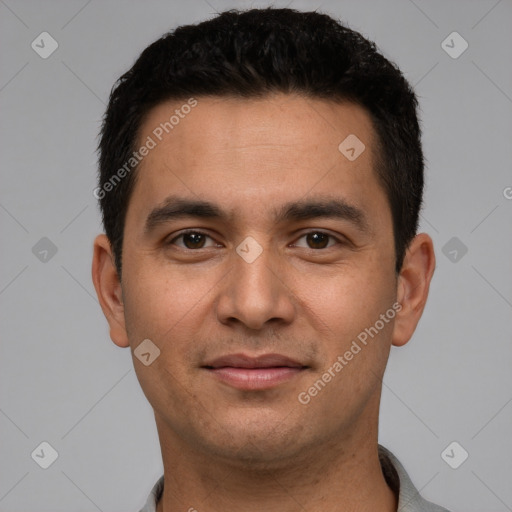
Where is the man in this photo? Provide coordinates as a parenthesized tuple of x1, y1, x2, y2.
(92, 7, 448, 512)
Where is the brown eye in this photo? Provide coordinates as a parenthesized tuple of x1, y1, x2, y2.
(306, 232, 330, 249)
(182, 232, 206, 249)
(168, 231, 217, 249)
(293, 231, 338, 250)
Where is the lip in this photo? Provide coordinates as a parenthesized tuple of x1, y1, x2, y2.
(204, 353, 304, 369)
(202, 353, 308, 390)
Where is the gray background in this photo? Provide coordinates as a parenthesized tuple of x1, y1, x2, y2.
(1, 0, 511, 511)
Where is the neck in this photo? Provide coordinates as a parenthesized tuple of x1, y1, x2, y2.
(154, 418, 397, 512)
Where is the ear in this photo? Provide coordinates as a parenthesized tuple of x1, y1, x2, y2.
(392, 233, 436, 347)
(91, 234, 130, 348)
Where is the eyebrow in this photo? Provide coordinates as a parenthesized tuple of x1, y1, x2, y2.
(144, 195, 370, 234)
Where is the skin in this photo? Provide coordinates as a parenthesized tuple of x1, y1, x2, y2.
(92, 93, 435, 512)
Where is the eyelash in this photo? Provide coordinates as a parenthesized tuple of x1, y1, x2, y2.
(167, 229, 343, 250)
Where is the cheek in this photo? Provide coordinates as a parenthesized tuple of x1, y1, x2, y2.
(122, 263, 210, 346)
(121, 266, 209, 410)
(300, 263, 395, 348)
(297, 273, 395, 423)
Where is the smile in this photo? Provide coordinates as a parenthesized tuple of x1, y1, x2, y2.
(202, 353, 309, 391)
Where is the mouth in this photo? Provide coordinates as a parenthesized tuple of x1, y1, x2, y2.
(202, 353, 309, 391)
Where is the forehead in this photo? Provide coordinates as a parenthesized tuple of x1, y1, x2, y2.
(127, 94, 387, 227)
(139, 93, 377, 166)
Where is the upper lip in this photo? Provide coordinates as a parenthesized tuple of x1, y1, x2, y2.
(203, 353, 306, 369)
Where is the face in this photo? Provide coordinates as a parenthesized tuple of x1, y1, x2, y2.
(93, 93, 433, 468)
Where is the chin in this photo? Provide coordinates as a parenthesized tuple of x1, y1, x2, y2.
(198, 412, 312, 467)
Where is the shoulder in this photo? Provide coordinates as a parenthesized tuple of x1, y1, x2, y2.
(378, 445, 452, 512)
(138, 475, 164, 512)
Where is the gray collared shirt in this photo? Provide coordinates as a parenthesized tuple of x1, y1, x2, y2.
(139, 445, 451, 512)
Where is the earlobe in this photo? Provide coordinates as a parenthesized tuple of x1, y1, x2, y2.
(392, 233, 436, 347)
(91, 234, 130, 348)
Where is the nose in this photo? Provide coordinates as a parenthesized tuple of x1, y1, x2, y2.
(215, 240, 296, 331)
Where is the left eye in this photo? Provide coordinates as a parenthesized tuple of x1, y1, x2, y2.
(168, 231, 218, 249)
(292, 232, 339, 250)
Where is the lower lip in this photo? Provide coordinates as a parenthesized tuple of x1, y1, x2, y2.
(206, 367, 305, 390)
